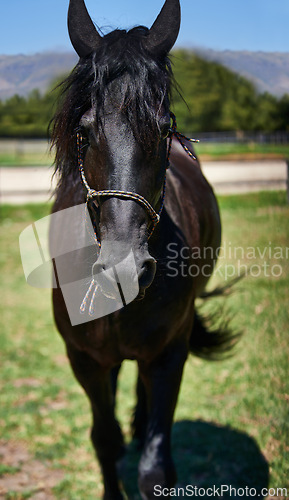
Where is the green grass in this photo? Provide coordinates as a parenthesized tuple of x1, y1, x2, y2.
(0, 153, 52, 166)
(0, 140, 53, 166)
(1, 140, 289, 166)
(0, 193, 288, 499)
(0, 151, 53, 167)
(194, 141, 289, 160)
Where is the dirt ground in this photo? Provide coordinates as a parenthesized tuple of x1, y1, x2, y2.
(0, 160, 287, 203)
(0, 440, 64, 499)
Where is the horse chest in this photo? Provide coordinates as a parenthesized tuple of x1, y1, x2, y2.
(77, 291, 193, 365)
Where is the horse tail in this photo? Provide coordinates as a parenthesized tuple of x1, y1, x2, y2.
(198, 274, 244, 300)
(189, 310, 240, 360)
(189, 276, 243, 360)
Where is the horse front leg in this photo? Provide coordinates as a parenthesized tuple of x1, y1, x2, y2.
(66, 345, 125, 500)
(137, 341, 188, 499)
(132, 374, 148, 446)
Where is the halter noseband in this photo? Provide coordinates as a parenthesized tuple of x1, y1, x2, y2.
(77, 113, 198, 315)
(77, 112, 198, 242)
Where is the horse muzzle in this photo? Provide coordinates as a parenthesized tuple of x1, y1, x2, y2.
(92, 242, 156, 303)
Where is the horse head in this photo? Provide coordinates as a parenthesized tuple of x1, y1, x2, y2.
(66, 0, 180, 300)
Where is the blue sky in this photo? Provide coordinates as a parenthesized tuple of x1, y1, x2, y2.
(1, 0, 289, 55)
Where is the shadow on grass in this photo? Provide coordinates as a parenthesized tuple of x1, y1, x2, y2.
(120, 420, 269, 499)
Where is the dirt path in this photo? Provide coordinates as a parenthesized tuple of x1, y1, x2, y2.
(0, 441, 64, 499)
(0, 160, 287, 204)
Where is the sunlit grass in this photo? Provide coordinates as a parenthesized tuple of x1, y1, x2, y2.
(0, 153, 52, 166)
(1, 140, 289, 166)
(0, 141, 53, 166)
(0, 193, 288, 498)
(195, 141, 289, 160)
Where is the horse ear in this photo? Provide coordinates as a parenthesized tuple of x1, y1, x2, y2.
(144, 0, 181, 56)
(68, 0, 103, 57)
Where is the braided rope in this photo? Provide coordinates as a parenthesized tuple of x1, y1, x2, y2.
(77, 115, 198, 315)
(88, 189, 160, 225)
(169, 112, 199, 161)
(77, 132, 164, 240)
(77, 114, 197, 244)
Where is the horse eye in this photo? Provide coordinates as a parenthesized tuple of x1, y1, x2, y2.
(160, 122, 171, 139)
(81, 126, 98, 150)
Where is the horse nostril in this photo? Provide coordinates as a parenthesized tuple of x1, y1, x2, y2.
(138, 258, 156, 290)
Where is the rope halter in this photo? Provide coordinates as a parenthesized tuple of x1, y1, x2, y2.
(77, 113, 199, 316)
(77, 112, 198, 243)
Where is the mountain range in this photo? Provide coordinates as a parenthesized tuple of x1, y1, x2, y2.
(0, 48, 288, 100)
(195, 48, 289, 98)
(0, 52, 78, 100)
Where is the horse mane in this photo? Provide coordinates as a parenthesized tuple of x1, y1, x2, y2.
(51, 26, 174, 190)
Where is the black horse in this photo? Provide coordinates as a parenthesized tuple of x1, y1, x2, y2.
(50, 0, 234, 498)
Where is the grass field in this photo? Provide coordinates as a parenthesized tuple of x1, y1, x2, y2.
(0, 192, 288, 499)
(0, 140, 52, 167)
(0, 140, 289, 166)
(194, 142, 289, 161)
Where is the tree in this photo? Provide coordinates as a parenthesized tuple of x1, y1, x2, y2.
(0, 51, 287, 137)
(171, 50, 259, 133)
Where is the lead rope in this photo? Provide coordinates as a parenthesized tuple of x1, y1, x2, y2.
(78, 112, 198, 316)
